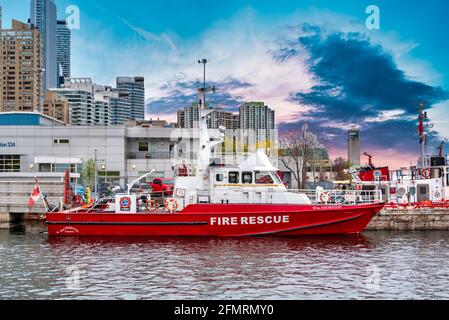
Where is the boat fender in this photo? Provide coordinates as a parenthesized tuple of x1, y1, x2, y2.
(421, 168, 431, 179)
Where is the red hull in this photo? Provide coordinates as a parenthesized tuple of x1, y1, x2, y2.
(46, 203, 383, 237)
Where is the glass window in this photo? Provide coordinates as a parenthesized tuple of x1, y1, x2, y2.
(419, 186, 427, 195)
(98, 171, 120, 177)
(138, 141, 148, 152)
(255, 171, 274, 184)
(216, 174, 224, 182)
(53, 138, 70, 144)
(242, 171, 252, 184)
(0, 155, 20, 172)
(228, 171, 239, 184)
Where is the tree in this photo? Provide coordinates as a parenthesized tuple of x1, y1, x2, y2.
(333, 157, 351, 181)
(81, 158, 96, 189)
(279, 124, 322, 189)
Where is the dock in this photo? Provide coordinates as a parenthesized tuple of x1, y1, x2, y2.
(367, 207, 449, 230)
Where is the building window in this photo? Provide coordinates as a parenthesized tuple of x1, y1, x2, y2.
(53, 138, 70, 144)
(0, 155, 20, 172)
(138, 141, 148, 152)
(98, 171, 120, 177)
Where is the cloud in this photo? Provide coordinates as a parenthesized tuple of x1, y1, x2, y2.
(275, 24, 448, 167)
(146, 78, 252, 115)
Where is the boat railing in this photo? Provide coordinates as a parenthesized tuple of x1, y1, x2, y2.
(289, 189, 383, 205)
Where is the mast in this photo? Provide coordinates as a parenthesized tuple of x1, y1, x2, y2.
(417, 103, 427, 168)
(417, 102, 436, 167)
(195, 59, 220, 177)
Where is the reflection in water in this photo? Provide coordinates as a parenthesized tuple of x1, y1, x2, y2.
(1, 223, 449, 299)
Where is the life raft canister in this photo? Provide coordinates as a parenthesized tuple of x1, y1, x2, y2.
(421, 168, 431, 179)
(178, 164, 188, 176)
(164, 198, 179, 212)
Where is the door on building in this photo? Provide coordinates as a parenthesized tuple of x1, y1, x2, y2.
(150, 143, 157, 158)
(416, 184, 430, 202)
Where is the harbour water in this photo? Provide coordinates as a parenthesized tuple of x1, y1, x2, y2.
(1, 222, 449, 299)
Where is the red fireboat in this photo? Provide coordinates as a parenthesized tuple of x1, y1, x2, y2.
(44, 63, 384, 236)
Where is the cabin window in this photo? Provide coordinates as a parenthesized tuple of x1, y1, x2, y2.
(419, 186, 427, 195)
(228, 171, 239, 184)
(242, 171, 252, 184)
(255, 171, 274, 184)
(216, 174, 224, 182)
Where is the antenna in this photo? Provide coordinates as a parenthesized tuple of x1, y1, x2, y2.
(196, 58, 216, 110)
(198, 58, 208, 90)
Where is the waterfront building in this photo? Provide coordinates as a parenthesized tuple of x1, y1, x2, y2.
(0, 118, 283, 185)
(116, 77, 145, 120)
(30, 0, 57, 91)
(348, 128, 361, 167)
(56, 19, 70, 87)
(42, 90, 70, 124)
(0, 20, 42, 112)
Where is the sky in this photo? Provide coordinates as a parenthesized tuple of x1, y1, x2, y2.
(2, 0, 449, 169)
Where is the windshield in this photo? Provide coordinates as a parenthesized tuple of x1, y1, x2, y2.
(255, 171, 274, 184)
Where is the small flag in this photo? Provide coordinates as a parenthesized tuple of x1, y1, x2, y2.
(29, 178, 41, 208)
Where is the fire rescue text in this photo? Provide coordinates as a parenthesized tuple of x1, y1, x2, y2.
(210, 215, 289, 226)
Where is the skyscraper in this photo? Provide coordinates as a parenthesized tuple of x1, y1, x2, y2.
(116, 77, 145, 120)
(348, 128, 361, 167)
(239, 102, 275, 148)
(56, 19, 70, 87)
(0, 20, 42, 112)
(30, 0, 57, 90)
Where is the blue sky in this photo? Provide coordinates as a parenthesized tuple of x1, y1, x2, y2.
(2, 0, 449, 167)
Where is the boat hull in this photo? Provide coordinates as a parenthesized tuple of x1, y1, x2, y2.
(45, 203, 384, 237)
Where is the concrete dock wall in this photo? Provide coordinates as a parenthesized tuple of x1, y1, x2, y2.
(367, 207, 449, 230)
(0, 181, 64, 222)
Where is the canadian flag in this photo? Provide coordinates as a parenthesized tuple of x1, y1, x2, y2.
(29, 178, 41, 208)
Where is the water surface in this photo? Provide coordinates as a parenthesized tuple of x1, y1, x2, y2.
(1, 223, 448, 299)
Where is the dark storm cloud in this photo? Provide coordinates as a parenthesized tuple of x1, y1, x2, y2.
(147, 78, 252, 114)
(276, 24, 448, 155)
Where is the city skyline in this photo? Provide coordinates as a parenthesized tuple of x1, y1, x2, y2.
(2, 0, 449, 168)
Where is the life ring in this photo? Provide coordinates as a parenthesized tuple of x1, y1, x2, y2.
(421, 168, 431, 179)
(319, 191, 330, 203)
(146, 199, 159, 210)
(164, 198, 179, 212)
